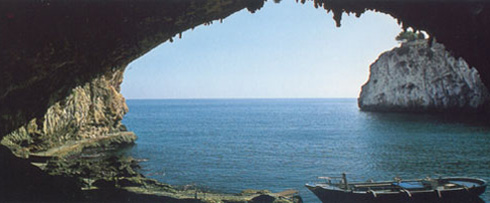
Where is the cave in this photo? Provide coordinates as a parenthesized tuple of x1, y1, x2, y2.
(1, 0, 490, 201)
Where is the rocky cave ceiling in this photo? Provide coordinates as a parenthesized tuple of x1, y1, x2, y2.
(1, 0, 490, 137)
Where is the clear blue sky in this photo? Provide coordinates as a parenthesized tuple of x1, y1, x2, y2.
(121, 0, 402, 99)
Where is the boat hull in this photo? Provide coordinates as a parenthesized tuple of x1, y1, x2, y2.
(306, 177, 486, 203)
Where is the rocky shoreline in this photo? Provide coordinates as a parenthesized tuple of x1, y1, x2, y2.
(39, 139, 300, 203)
(3, 117, 299, 202)
(0, 62, 299, 202)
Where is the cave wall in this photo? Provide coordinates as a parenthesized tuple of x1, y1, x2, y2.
(0, 0, 265, 138)
(0, 1, 265, 200)
(2, 66, 134, 157)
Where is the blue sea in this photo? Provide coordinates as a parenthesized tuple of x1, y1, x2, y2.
(123, 99, 490, 202)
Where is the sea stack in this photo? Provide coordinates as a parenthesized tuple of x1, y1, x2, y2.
(358, 40, 489, 112)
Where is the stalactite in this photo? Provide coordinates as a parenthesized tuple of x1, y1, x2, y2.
(332, 8, 343, 27)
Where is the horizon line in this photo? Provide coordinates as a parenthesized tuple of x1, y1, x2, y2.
(125, 97, 358, 100)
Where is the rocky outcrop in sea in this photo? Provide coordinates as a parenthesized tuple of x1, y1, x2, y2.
(358, 40, 490, 112)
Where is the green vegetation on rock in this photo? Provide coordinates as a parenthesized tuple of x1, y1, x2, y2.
(395, 30, 425, 42)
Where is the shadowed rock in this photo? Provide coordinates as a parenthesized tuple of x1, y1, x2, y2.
(2, 67, 134, 157)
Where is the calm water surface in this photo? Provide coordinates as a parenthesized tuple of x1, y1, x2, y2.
(123, 99, 490, 202)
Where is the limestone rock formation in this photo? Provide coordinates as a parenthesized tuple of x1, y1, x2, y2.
(2, 67, 136, 157)
(358, 40, 489, 112)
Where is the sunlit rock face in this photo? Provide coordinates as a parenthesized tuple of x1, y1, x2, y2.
(2, 67, 135, 157)
(359, 40, 489, 112)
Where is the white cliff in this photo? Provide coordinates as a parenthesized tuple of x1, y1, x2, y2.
(358, 40, 489, 112)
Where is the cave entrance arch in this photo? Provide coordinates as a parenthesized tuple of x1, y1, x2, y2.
(119, 1, 403, 201)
